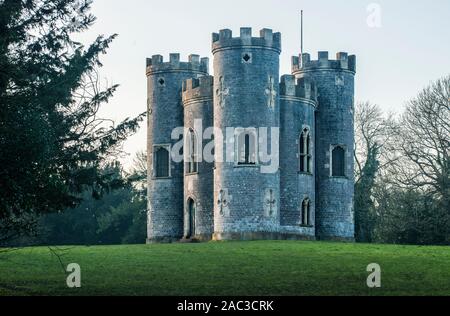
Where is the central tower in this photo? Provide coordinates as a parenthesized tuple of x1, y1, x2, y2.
(212, 28, 281, 240)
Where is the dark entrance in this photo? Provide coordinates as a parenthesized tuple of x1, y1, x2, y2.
(186, 198, 196, 239)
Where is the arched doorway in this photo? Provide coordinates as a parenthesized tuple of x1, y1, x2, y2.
(186, 198, 196, 239)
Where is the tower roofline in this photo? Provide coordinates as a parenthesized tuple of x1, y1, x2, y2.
(146, 54, 209, 76)
(182, 75, 214, 105)
(280, 75, 317, 104)
(292, 52, 356, 74)
(212, 27, 281, 54)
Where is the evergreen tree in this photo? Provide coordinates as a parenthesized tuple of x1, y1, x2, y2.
(0, 0, 145, 243)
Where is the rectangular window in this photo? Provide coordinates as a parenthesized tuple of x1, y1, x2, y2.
(331, 145, 346, 177)
(154, 145, 170, 178)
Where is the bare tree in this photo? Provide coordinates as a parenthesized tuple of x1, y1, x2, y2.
(126, 150, 147, 198)
(354, 102, 396, 242)
(391, 76, 449, 207)
(374, 76, 450, 244)
(354, 77, 449, 245)
(354, 102, 397, 183)
(131, 150, 147, 179)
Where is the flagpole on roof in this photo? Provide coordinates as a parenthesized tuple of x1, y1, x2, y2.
(301, 10, 304, 58)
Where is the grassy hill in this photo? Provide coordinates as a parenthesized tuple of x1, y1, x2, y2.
(0, 241, 449, 296)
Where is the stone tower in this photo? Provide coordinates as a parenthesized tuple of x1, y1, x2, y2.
(146, 54, 209, 243)
(279, 75, 317, 239)
(146, 27, 356, 243)
(292, 52, 356, 240)
(181, 75, 214, 241)
(211, 28, 281, 240)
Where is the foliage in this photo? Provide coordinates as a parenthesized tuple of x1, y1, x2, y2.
(391, 76, 449, 211)
(356, 76, 450, 245)
(6, 160, 147, 247)
(354, 102, 395, 242)
(372, 184, 449, 245)
(0, 0, 145, 243)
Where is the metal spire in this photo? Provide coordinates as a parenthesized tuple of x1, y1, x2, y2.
(301, 10, 304, 57)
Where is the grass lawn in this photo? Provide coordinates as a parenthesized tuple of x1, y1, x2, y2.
(0, 241, 449, 296)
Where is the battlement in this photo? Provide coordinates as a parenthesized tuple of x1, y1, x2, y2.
(182, 75, 214, 104)
(146, 54, 209, 75)
(212, 27, 281, 54)
(280, 75, 317, 103)
(292, 52, 356, 74)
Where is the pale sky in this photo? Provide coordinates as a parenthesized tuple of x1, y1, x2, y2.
(75, 0, 450, 169)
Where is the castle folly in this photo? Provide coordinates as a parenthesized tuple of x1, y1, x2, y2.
(146, 27, 356, 242)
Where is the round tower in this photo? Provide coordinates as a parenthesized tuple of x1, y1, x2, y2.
(146, 54, 209, 243)
(181, 75, 214, 241)
(211, 28, 281, 240)
(279, 75, 317, 239)
(292, 52, 356, 241)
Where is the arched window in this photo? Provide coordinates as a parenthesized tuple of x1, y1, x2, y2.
(301, 198, 311, 226)
(237, 130, 257, 165)
(299, 128, 312, 173)
(332, 146, 346, 177)
(186, 129, 198, 174)
(155, 146, 169, 178)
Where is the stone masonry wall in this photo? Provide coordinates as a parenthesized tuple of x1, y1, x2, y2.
(147, 54, 209, 242)
(279, 75, 316, 238)
(146, 28, 357, 242)
(182, 75, 214, 240)
(212, 28, 281, 240)
(293, 52, 356, 240)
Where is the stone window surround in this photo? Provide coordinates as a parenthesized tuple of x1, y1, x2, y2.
(300, 197, 314, 228)
(241, 52, 253, 64)
(157, 77, 166, 88)
(298, 126, 313, 175)
(152, 144, 171, 180)
(329, 144, 348, 179)
(234, 127, 259, 167)
(184, 197, 197, 239)
(185, 128, 199, 175)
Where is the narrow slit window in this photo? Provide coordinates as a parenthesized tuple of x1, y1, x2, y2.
(187, 129, 198, 174)
(237, 131, 257, 165)
(299, 128, 312, 173)
(306, 134, 312, 173)
(301, 198, 311, 226)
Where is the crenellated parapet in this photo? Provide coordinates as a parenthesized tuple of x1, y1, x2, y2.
(182, 75, 214, 105)
(147, 25, 356, 243)
(212, 28, 281, 54)
(280, 75, 317, 104)
(292, 52, 356, 74)
(146, 53, 209, 76)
